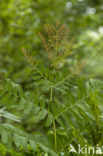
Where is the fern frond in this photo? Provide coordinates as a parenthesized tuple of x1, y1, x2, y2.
(51, 79, 103, 151)
(0, 123, 57, 155)
(0, 108, 21, 122)
(22, 47, 38, 68)
(39, 22, 73, 67)
(0, 79, 24, 108)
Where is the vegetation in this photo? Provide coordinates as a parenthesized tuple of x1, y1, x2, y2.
(0, 0, 103, 155)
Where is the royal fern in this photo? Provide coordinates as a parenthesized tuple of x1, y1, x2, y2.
(0, 23, 103, 156)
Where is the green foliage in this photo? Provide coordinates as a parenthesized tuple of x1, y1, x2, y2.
(0, 21, 103, 155)
(1, 75, 103, 155)
(1, 1, 103, 155)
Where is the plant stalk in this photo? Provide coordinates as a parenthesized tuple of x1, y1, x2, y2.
(50, 86, 57, 152)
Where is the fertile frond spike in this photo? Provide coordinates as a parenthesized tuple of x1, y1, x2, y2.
(70, 60, 86, 74)
(22, 47, 38, 68)
(39, 22, 73, 67)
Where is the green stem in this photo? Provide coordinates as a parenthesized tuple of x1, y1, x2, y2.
(53, 119, 57, 151)
(50, 87, 53, 102)
(50, 86, 57, 152)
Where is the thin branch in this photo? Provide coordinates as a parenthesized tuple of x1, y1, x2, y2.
(55, 95, 89, 119)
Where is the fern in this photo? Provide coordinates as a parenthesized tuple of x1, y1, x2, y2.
(0, 79, 58, 155)
(0, 23, 103, 156)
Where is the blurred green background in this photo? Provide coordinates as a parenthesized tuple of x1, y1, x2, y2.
(0, 0, 103, 85)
